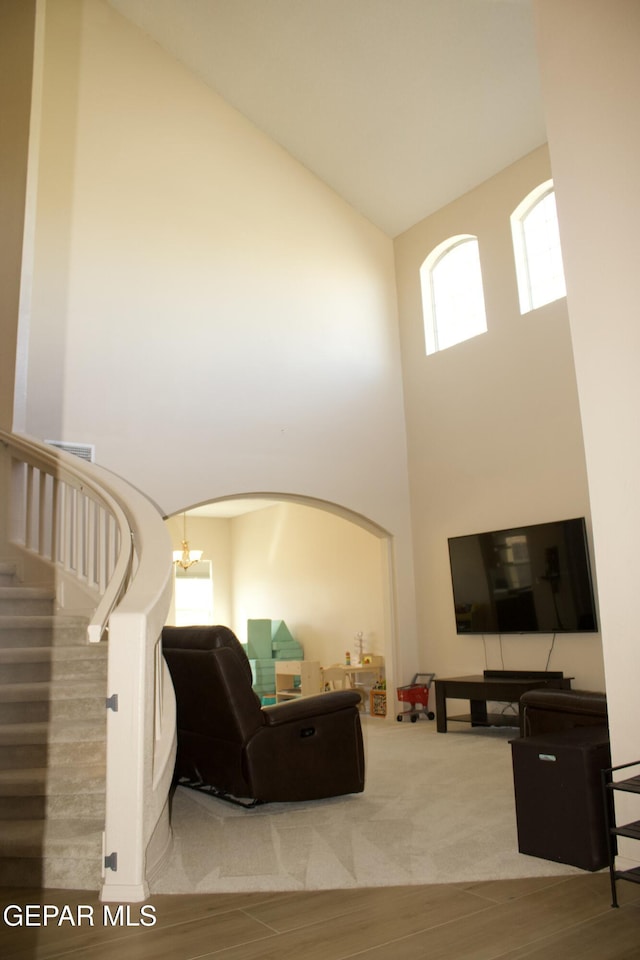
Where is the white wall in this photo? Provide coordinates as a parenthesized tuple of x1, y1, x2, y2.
(394, 145, 605, 690)
(25, 0, 418, 681)
(533, 1, 640, 778)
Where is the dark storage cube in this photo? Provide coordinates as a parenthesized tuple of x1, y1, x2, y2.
(510, 726, 610, 871)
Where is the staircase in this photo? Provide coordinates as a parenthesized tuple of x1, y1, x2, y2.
(0, 429, 176, 899)
(0, 560, 107, 889)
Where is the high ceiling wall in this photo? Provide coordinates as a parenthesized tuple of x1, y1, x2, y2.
(24, 0, 418, 685)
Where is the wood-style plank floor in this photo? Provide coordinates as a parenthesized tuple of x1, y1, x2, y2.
(1, 874, 640, 959)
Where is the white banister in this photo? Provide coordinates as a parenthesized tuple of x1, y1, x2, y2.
(0, 430, 176, 902)
(0, 430, 133, 640)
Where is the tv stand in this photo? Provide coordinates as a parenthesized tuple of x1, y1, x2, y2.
(434, 671, 573, 735)
(483, 669, 565, 681)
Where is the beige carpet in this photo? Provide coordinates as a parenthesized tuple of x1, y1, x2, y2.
(149, 716, 582, 894)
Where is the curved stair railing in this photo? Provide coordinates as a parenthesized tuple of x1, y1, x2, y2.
(0, 429, 176, 901)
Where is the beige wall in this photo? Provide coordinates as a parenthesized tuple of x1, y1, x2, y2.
(230, 503, 385, 667)
(394, 145, 605, 689)
(25, 0, 418, 682)
(0, 0, 39, 435)
(19, 0, 622, 715)
(533, 0, 640, 779)
(165, 503, 385, 670)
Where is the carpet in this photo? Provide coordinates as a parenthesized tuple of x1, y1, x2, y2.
(149, 716, 581, 894)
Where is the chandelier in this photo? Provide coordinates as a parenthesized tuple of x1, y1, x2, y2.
(172, 513, 203, 570)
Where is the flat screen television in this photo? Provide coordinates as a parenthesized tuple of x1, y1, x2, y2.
(447, 517, 598, 634)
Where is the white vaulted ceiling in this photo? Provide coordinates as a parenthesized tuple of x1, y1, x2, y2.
(106, 0, 546, 237)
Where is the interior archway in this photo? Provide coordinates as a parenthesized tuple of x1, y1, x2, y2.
(164, 493, 398, 712)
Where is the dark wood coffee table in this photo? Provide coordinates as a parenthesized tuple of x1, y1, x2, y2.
(434, 671, 573, 735)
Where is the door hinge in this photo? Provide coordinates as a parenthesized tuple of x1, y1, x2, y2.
(105, 694, 119, 712)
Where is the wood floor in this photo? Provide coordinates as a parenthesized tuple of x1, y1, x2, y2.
(1, 874, 640, 959)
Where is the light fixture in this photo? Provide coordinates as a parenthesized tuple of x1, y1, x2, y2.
(173, 512, 203, 570)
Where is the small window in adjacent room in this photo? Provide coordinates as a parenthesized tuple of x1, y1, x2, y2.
(511, 180, 566, 313)
(174, 560, 214, 626)
(420, 235, 487, 355)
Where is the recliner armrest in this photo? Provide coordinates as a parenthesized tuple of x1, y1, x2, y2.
(261, 690, 361, 726)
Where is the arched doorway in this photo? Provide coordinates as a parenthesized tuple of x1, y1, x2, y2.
(165, 493, 398, 715)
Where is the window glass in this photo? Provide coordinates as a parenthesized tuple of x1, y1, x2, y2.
(174, 560, 214, 625)
(512, 181, 566, 313)
(421, 236, 487, 355)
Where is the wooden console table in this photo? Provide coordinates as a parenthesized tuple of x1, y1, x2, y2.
(275, 661, 322, 702)
(434, 671, 573, 736)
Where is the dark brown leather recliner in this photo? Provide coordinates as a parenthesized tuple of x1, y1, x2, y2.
(519, 687, 608, 738)
(162, 625, 365, 804)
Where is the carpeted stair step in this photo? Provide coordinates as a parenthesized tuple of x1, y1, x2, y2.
(0, 719, 105, 770)
(0, 587, 55, 617)
(0, 562, 18, 587)
(0, 818, 103, 858)
(0, 615, 89, 647)
(0, 718, 106, 746)
(0, 680, 106, 724)
(0, 764, 106, 827)
(0, 819, 103, 888)
(0, 644, 108, 683)
(0, 763, 106, 799)
(0, 790, 105, 822)
(0, 741, 105, 771)
(0, 854, 101, 889)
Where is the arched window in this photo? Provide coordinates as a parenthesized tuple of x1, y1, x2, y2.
(420, 235, 487, 355)
(511, 180, 566, 313)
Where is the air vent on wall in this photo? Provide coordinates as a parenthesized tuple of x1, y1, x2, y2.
(45, 440, 95, 463)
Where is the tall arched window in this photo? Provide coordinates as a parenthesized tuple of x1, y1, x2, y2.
(511, 180, 566, 313)
(420, 235, 487, 355)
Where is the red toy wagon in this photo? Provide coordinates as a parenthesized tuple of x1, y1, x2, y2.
(396, 673, 436, 722)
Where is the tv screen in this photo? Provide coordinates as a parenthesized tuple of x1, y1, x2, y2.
(448, 517, 598, 634)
